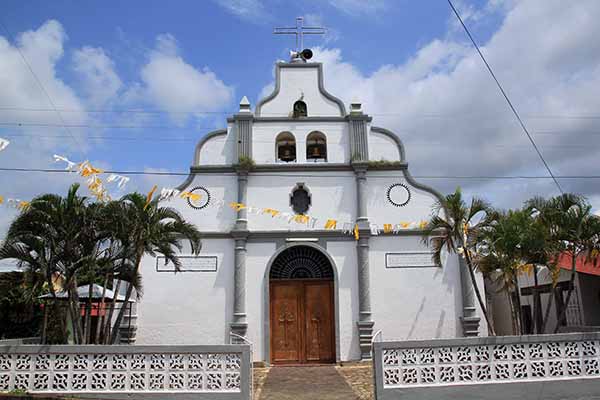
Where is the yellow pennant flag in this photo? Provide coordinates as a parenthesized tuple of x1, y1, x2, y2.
(229, 202, 246, 211)
(294, 214, 309, 224)
(324, 219, 337, 230)
(354, 224, 359, 240)
(263, 208, 280, 218)
(0, 196, 3, 205)
(419, 220, 428, 229)
(17, 201, 30, 211)
(144, 185, 158, 210)
(79, 162, 104, 177)
(383, 223, 392, 233)
(401, 222, 411, 229)
(180, 192, 201, 201)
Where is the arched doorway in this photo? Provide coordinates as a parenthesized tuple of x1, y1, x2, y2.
(269, 245, 336, 364)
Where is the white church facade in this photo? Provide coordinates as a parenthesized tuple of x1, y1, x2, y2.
(133, 58, 486, 363)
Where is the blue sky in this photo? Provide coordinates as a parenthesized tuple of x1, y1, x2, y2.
(0, 0, 600, 232)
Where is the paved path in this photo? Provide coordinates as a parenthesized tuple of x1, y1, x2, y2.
(258, 365, 361, 400)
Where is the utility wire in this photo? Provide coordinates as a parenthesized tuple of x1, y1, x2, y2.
(446, 0, 563, 194)
(0, 167, 598, 180)
(4, 106, 600, 120)
(0, 18, 85, 154)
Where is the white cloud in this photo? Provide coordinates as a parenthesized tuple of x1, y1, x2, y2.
(0, 20, 88, 136)
(212, 0, 268, 21)
(259, 0, 600, 208)
(138, 34, 234, 123)
(326, 0, 387, 16)
(72, 46, 122, 107)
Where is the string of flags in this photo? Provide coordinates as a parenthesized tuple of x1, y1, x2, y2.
(4, 153, 430, 240)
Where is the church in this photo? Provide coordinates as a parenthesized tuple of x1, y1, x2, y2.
(132, 47, 487, 364)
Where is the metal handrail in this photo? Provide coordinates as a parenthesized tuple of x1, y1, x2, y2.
(229, 332, 253, 345)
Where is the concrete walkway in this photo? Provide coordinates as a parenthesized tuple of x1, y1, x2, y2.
(258, 365, 361, 400)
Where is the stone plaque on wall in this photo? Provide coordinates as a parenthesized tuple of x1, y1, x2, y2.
(385, 252, 438, 268)
(156, 256, 218, 272)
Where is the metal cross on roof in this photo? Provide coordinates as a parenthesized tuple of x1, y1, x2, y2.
(273, 17, 325, 52)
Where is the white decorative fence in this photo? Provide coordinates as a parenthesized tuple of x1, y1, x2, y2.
(372, 333, 600, 400)
(0, 344, 252, 399)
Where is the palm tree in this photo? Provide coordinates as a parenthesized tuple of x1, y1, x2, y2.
(422, 187, 496, 335)
(527, 194, 600, 333)
(478, 208, 558, 334)
(108, 192, 202, 344)
(0, 184, 110, 343)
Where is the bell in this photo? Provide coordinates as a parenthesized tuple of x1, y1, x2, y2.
(279, 145, 295, 162)
(310, 145, 321, 158)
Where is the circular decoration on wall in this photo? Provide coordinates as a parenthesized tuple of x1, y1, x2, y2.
(186, 186, 211, 210)
(387, 183, 411, 207)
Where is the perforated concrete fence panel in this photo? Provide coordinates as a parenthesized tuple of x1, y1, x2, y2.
(373, 333, 600, 400)
(0, 344, 252, 400)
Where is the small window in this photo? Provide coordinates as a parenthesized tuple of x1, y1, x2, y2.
(293, 100, 307, 118)
(276, 132, 296, 162)
(306, 131, 327, 162)
(290, 183, 311, 215)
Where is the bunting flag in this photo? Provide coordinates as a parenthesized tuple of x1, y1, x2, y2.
(419, 220, 428, 229)
(263, 208, 280, 218)
(294, 214, 309, 224)
(0, 196, 3, 205)
(78, 161, 104, 177)
(370, 223, 379, 235)
(17, 201, 30, 211)
(53, 154, 77, 171)
(106, 174, 130, 189)
(324, 219, 337, 230)
(158, 188, 180, 201)
(354, 224, 360, 240)
(180, 191, 202, 201)
(0, 138, 9, 152)
(144, 185, 158, 210)
(229, 202, 246, 211)
(401, 222, 411, 229)
(383, 223, 392, 233)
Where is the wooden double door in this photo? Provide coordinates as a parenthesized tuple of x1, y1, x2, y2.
(270, 280, 335, 364)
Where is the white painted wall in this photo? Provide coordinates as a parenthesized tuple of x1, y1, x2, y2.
(369, 129, 401, 161)
(245, 241, 277, 362)
(246, 172, 356, 231)
(163, 173, 237, 232)
(196, 125, 236, 166)
(366, 173, 437, 228)
(369, 236, 463, 340)
(136, 239, 234, 345)
(252, 121, 350, 164)
(327, 241, 361, 361)
(258, 65, 342, 117)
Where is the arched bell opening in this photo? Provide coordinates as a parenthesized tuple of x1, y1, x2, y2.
(306, 131, 327, 162)
(293, 100, 307, 118)
(276, 132, 297, 163)
(268, 245, 336, 364)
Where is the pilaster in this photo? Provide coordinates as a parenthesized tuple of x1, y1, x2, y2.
(234, 96, 253, 162)
(231, 230, 248, 342)
(353, 160, 374, 359)
(347, 102, 371, 162)
(459, 258, 481, 336)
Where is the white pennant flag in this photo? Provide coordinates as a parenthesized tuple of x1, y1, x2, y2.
(106, 174, 130, 189)
(370, 223, 380, 236)
(342, 222, 353, 234)
(0, 138, 9, 152)
(53, 154, 77, 171)
(158, 188, 180, 201)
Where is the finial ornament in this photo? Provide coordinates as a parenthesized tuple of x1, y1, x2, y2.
(274, 17, 325, 62)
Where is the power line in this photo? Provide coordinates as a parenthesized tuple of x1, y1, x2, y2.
(5, 105, 600, 122)
(446, 0, 564, 194)
(0, 18, 85, 154)
(0, 166, 598, 180)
